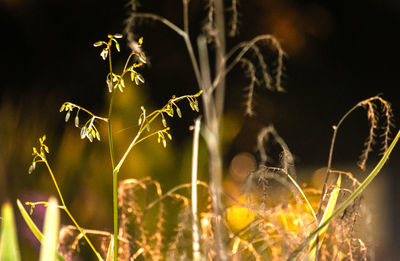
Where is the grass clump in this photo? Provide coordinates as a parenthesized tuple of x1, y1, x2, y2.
(12, 1, 400, 261)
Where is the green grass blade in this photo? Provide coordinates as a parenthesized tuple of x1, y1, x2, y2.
(105, 236, 114, 261)
(0, 202, 21, 261)
(16, 199, 66, 261)
(307, 175, 341, 260)
(40, 197, 60, 261)
(16, 199, 44, 242)
(288, 129, 400, 261)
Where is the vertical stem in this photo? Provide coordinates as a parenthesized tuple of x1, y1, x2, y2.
(191, 118, 201, 261)
(198, 35, 226, 260)
(211, 0, 227, 258)
(107, 91, 118, 261)
(317, 104, 361, 218)
(214, 0, 226, 120)
(112, 169, 118, 261)
(183, 0, 190, 34)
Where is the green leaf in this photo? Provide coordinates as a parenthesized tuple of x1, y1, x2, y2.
(307, 175, 341, 260)
(17, 200, 43, 241)
(289, 129, 400, 260)
(0, 202, 21, 261)
(40, 197, 60, 261)
(105, 236, 114, 261)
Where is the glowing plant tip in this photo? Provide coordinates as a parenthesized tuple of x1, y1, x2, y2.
(60, 102, 106, 142)
(94, 34, 146, 93)
(29, 135, 50, 174)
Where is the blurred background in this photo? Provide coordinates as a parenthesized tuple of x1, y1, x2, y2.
(1, 0, 400, 259)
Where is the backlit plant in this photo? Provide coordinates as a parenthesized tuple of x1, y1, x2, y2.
(11, 1, 400, 261)
(20, 34, 202, 260)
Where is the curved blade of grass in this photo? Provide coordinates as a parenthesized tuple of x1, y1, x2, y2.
(16, 199, 65, 261)
(105, 236, 114, 261)
(288, 129, 400, 261)
(0, 202, 21, 261)
(40, 197, 59, 261)
(307, 175, 341, 260)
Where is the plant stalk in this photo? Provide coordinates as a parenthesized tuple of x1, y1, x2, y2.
(44, 161, 102, 260)
(288, 128, 400, 260)
(107, 91, 118, 261)
(198, 34, 225, 260)
(191, 118, 201, 261)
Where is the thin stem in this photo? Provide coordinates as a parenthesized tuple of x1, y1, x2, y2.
(108, 92, 116, 170)
(114, 133, 140, 173)
(44, 161, 66, 207)
(317, 100, 370, 217)
(108, 44, 113, 74)
(123, 52, 135, 72)
(133, 128, 169, 147)
(288, 129, 400, 260)
(127, 13, 203, 88)
(114, 92, 202, 173)
(212, 34, 282, 90)
(43, 161, 102, 260)
(63, 102, 108, 122)
(145, 181, 208, 211)
(112, 169, 118, 261)
(214, 0, 226, 121)
(183, 0, 190, 34)
(107, 90, 118, 261)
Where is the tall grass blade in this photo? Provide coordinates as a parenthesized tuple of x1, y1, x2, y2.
(105, 236, 114, 261)
(288, 129, 400, 260)
(307, 175, 341, 260)
(0, 202, 21, 261)
(40, 197, 60, 261)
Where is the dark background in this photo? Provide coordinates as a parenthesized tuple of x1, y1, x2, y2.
(1, 0, 400, 259)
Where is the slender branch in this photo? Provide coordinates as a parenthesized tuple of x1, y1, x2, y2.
(62, 102, 108, 122)
(43, 161, 102, 260)
(214, 0, 227, 121)
(212, 34, 283, 90)
(126, 13, 203, 90)
(317, 97, 386, 217)
(146, 181, 208, 211)
(44, 161, 66, 207)
(183, 0, 190, 34)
